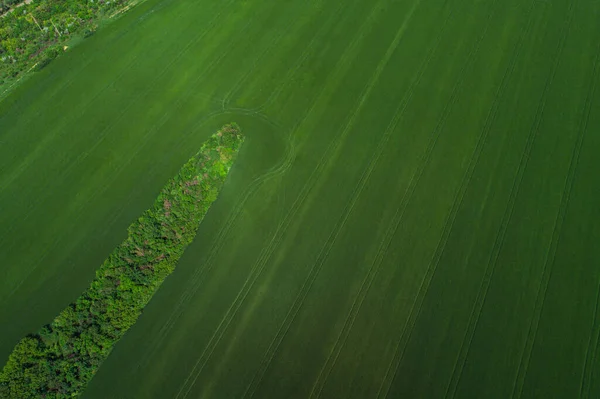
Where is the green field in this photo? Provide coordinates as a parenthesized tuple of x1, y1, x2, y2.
(1, 0, 600, 397)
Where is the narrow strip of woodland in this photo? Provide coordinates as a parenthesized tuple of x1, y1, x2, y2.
(0, 123, 244, 398)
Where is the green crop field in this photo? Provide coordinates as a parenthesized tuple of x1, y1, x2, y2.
(1, 0, 600, 397)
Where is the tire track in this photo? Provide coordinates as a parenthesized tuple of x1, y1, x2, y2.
(135, 90, 317, 369)
(0, 0, 238, 247)
(134, 39, 359, 367)
(220, 0, 323, 111)
(224, 0, 352, 115)
(306, 1, 458, 396)
(574, 22, 600, 399)
(0, 6, 280, 303)
(1, 109, 279, 305)
(173, 1, 412, 397)
(151, 0, 386, 374)
(366, 0, 504, 396)
(133, 110, 295, 369)
(0, 0, 234, 194)
(1, 107, 279, 305)
(0, 0, 284, 267)
(444, 1, 575, 397)
(437, 0, 537, 396)
(510, 2, 586, 394)
(581, 284, 600, 399)
(236, 2, 451, 398)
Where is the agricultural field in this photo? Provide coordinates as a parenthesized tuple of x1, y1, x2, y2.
(1, 0, 599, 397)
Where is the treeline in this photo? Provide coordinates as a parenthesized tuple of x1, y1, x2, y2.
(0, 124, 244, 398)
(0, 0, 140, 88)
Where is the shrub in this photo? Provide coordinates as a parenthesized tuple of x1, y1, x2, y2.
(0, 124, 244, 398)
(82, 28, 95, 38)
(35, 46, 60, 70)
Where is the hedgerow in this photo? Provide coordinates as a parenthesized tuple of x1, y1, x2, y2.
(0, 123, 244, 398)
(0, 0, 144, 90)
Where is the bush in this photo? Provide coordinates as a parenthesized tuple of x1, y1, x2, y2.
(0, 124, 244, 398)
(82, 28, 95, 38)
(35, 47, 60, 71)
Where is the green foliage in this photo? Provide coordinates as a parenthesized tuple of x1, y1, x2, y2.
(0, 0, 142, 90)
(0, 124, 244, 398)
(34, 44, 59, 70)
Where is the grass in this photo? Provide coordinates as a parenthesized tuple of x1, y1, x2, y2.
(0, 124, 243, 397)
(0, 0, 150, 102)
(0, 0, 599, 398)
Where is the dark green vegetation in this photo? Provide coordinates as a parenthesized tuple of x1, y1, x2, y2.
(0, 0, 20, 14)
(0, 125, 243, 398)
(1, 0, 600, 398)
(0, 0, 143, 94)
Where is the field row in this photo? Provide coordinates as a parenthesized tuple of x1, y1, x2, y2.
(1, 0, 599, 397)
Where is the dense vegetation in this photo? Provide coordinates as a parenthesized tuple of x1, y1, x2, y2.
(0, 0, 142, 89)
(0, 0, 20, 14)
(2, 0, 600, 397)
(0, 124, 243, 398)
